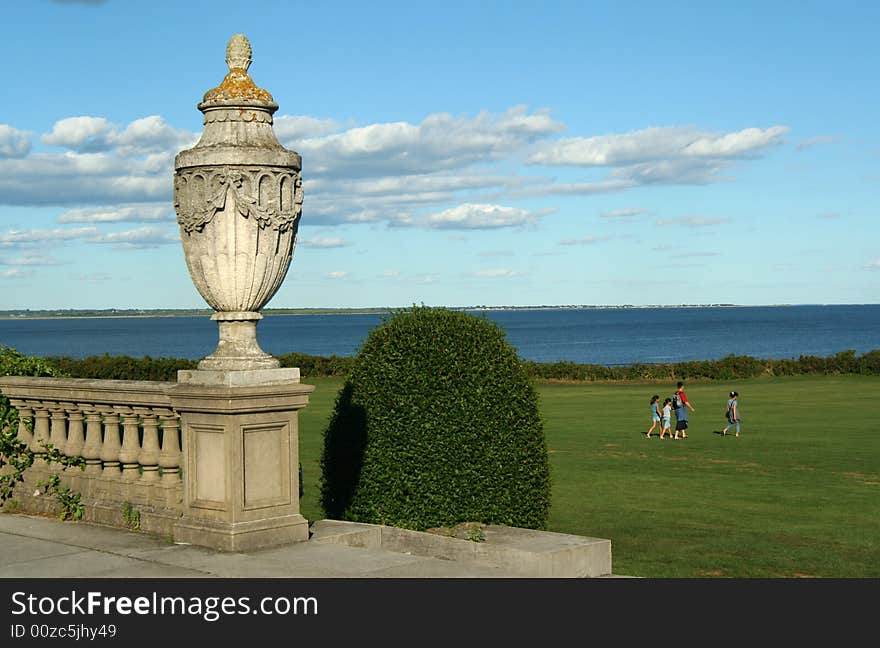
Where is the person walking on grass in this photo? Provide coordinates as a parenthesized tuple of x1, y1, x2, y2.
(722, 391, 741, 437)
(646, 394, 662, 437)
(673, 380, 696, 439)
(660, 397, 673, 439)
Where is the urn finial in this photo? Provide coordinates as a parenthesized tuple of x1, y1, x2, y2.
(226, 34, 252, 72)
(201, 33, 273, 106)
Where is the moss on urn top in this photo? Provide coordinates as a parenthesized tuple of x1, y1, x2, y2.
(201, 34, 275, 107)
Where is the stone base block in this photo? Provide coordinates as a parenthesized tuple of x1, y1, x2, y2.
(174, 513, 309, 552)
(177, 367, 300, 386)
(311, 519, 613, 578)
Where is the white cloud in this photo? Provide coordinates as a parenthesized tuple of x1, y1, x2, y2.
(0, 125, 32, 158)
(527, 125, 787, 190)
(560, 235, 611, 245)
(0, 227, 100, 247)
(114, 116, 198, 156)
(651, 248, 719, 256)
(274, 115, 339, 142)
(600, 208, 645, 218)
(0, 115, 195, 206)
(90, 226, 178, 249)
(58, 204, 174, 223)
(0, 255, 65, 266)
(298, 237, 350, 248)
(298, 106, 564, 177)
(797, 135, 839, 150)
(1, 110, 790, 232)
(817, 212, 840, 220)
(423, 203, 543, 229)
(530, 125, 787, 167)
(0, 152, 171, 205)
(326, 271, 349, 279)
(865, 259, 880, 269)
(70, 272, 113, 281)
(610, 158, 730, 185)
(655, 216, 730, 227)
(514, 178, 635, 197)
(40, 115, 195, 156)
(41, 117, 117, 152)
(1, 269, 33, 278)
(680, 127, 788, 157)
(472, 269, 524, 277)
(1, 224, 178, 251)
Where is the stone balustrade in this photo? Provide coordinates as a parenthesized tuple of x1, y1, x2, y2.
(1, 373, 313, 550)
(0, 377, 183, 534)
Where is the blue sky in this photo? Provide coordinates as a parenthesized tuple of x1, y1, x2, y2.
(1, 0, 877, 309)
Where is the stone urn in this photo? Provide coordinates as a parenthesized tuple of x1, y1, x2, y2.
(174, 34, 302, 372)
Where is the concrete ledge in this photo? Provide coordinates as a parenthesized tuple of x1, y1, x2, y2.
(310, 520, 612, 578)
(177, 367, 300, 386)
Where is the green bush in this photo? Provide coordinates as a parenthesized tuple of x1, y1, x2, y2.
(0, 346, 71, 505)
(46, 354, 197, 382)
(277, 352, 354, 377)
(320, 306, 551, 530)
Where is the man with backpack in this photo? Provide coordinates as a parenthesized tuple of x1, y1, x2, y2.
(673, 381, 696, 439)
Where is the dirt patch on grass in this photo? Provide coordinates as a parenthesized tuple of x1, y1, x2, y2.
(840, 471, 880, 486)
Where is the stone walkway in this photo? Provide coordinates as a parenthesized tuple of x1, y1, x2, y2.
(0, 513, 570, 578)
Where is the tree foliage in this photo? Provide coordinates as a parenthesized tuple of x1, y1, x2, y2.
(0, 347, 73, 504)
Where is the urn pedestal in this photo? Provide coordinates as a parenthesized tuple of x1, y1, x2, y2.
(170, 34, 310, 551)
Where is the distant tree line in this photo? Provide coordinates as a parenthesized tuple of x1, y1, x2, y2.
(39, 349, 880, 382)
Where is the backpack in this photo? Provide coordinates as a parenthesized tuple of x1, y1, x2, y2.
(672, 393, 683, 409)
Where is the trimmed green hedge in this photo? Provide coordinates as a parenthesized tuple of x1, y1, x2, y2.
(46, 354, 197, 382)
(320, 306, 551, 530)
(277, 352, 354, 377)
(524, 349, 880, 382)
(44, 349, 880, 382)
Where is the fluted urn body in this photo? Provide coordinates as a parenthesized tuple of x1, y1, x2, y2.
(174, 35, 302, 371)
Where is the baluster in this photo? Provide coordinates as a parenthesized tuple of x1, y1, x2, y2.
(30, 404, 51, 465)
(118, 407, 141, 481)
(81, 407, 104, 476)
(10, 400, 33, 448)
(63, 403, 85, 461)
(100, 409, 121, 476)
(158, 413, 181, 483)
(48, 405, 68, 468)
(138, 409, 160, 482)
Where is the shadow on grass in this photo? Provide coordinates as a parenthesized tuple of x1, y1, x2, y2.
(319, 383, 367, 519)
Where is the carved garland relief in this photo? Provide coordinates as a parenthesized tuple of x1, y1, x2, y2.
(174, 167, 302, 235)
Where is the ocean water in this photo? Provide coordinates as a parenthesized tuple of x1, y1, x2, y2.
(0, 305, 878, 366)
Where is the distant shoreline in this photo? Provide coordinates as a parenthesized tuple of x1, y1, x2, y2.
(2, 303, 877, 320)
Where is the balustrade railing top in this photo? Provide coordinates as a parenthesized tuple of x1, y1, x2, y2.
(0, 376, 181, 487)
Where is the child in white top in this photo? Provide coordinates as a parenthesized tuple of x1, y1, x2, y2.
(660, 398, 673, 439)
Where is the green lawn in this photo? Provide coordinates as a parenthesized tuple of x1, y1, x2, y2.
(296, 374, 880, 577)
